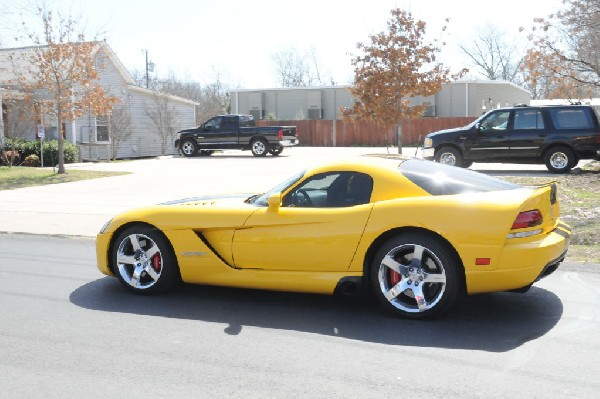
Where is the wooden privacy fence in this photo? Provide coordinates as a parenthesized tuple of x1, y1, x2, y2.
(257, 117, 476, 147)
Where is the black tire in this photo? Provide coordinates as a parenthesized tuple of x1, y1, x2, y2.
(369, 233, 462, 319)
(434, 146, 463, 167)
(269, 146, 284, 156)
(111, 225, 180, 295)
(462, 160, 473, 168)
(251, 139, 268, 157)
(199, 150, 214, 156)
(180, 139, 198, 157)
(544, 146, 575, 173)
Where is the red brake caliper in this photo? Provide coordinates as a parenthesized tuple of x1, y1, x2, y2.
(390, 270, 401, 286)
(389, 254, 402, 285)
(151, 254, 162, 273)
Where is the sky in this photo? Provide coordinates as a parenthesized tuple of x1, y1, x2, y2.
(1, 0, 565, 89)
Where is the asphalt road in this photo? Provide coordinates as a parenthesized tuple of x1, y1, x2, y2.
(1, 233, 599, 398)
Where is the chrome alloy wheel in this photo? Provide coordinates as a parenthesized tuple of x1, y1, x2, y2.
(376, 244, 447, 313)
(251, 140, 267, 156)
(549, 151, 569, 170)
(116, 233, 163, 290)
(438, 152, 457, 165)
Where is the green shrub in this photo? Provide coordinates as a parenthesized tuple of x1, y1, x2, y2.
(3, 139, 78, 167)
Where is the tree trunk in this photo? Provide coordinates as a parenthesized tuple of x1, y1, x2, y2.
(57, 106, 65, 174)
(396, 123, 403, 154)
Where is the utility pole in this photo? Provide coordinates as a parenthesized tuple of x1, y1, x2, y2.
(143, 49, 155, 89)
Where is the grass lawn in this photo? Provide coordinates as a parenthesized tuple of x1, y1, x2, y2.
(0, 166, 130, 191)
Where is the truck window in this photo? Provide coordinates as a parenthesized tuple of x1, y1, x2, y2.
(548, 108, 594, 129)
(240, 115, 256, 127)
(222, 116, 237, 130)
(205, 117, 222, 130)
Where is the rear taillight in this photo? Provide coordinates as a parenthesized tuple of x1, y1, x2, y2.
(278, 129, 283, 140)
(511, 210, 543, 229)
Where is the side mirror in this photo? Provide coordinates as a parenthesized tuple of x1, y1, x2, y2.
(267, 193, 281, 211)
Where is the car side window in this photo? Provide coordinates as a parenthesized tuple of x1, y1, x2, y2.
(514, 109, 545, 130)
(479, 111, 510, 132)
(548, 108, 595, 129)
(221, 116, 237, 130)
(204, 117, 222, 130)
(282, 172, 373, 208)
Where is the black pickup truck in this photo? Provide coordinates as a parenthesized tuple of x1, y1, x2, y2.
(175, 114, 299, 157)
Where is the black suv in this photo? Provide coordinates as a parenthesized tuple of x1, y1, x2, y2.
(422, 104, 600, 173)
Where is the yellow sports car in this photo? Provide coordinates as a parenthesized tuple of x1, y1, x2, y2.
(96, 156, 571, 319)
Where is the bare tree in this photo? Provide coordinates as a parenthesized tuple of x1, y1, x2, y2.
(149, 70, 229, 124)
(108, 103, 132, 160)
(143, 92, 180, 156)
(197, 79, 229, 123)
(271, 47, 331, 87)
(460, 24, 524, 83)
(525, 0, 600, 94)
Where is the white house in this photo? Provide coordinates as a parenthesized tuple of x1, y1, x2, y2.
(0, 42, 197, 160)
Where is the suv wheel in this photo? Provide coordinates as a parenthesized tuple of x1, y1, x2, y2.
(434, 147, 463, 167)
(545, 146, 575, 174)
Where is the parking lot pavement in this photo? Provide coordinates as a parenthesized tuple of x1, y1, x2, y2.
(0, 146, 581, 237)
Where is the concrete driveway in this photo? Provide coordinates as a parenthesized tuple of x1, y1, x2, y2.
(0, 146, 572, 237)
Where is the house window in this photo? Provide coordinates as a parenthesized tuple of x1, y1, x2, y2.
(96, 116, 110, 142)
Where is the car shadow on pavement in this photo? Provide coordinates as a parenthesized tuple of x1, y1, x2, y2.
(70, 277, 562, 353)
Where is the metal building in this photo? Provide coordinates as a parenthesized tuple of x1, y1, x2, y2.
(231, 80, 531, 120)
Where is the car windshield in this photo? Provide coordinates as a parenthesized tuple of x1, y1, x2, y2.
(400, 159, 520, 195)
(247, 170, 306, 206)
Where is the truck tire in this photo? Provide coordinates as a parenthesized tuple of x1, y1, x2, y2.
(269, 146, 284, 156)
(180, 139, 198, 157)
(251, 139, 268, 157)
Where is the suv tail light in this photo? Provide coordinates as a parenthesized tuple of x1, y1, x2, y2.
(278, 129, 283, 140)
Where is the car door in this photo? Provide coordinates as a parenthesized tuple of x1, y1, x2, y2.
(505, 108, 547, 158)
(200, 116, 238, 148)
(462, 110, 512, 160)
(232, 172, 374, 272)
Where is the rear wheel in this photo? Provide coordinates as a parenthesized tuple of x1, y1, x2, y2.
(251, 139, 268, 157)
(112, 225, 180, 294)
(180, 139, 197, 157)
(370, 233, 462, 319)
(545, 146, 575, 173)
(269, 146, 284, 156)
(434, 147, 463, 167)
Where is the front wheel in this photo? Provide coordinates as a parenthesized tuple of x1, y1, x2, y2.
(545, 146, 575, 173)
(180, 139, 198, 157)
(269, 146, 284, 156)
(251, 139, 268, 157)
(111, 225, 180, 294)
(434, 147, 463, 167)
(370, 233, 462, 319)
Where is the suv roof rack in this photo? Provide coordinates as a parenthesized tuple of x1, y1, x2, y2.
(514, 103, 529, 107)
